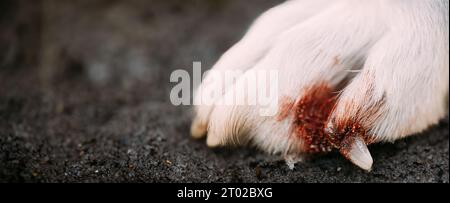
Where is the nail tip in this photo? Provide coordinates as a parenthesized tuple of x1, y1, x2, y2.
(347, 136, 374, 171)
(191, 121, 207, 139)
(206, 135, 222, 148)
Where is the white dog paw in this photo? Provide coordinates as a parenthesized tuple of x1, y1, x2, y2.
(191, 0, 449, 171)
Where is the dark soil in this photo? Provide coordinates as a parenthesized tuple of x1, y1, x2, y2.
(0, 0, 448, 183)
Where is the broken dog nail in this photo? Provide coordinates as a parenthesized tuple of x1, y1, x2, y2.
(340, 135, 373, 171)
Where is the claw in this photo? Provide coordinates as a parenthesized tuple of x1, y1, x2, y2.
(191, 118, 207, 139)
(340, 135, 373, 171)
(206, 132, 223, 148)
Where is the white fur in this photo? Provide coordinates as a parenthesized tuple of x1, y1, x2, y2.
(192, 0, 449, 159)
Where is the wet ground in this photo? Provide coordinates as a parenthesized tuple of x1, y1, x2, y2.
(0, 0, 448, 183)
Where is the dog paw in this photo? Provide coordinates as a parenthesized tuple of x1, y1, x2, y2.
(191, 0, 449, 171)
